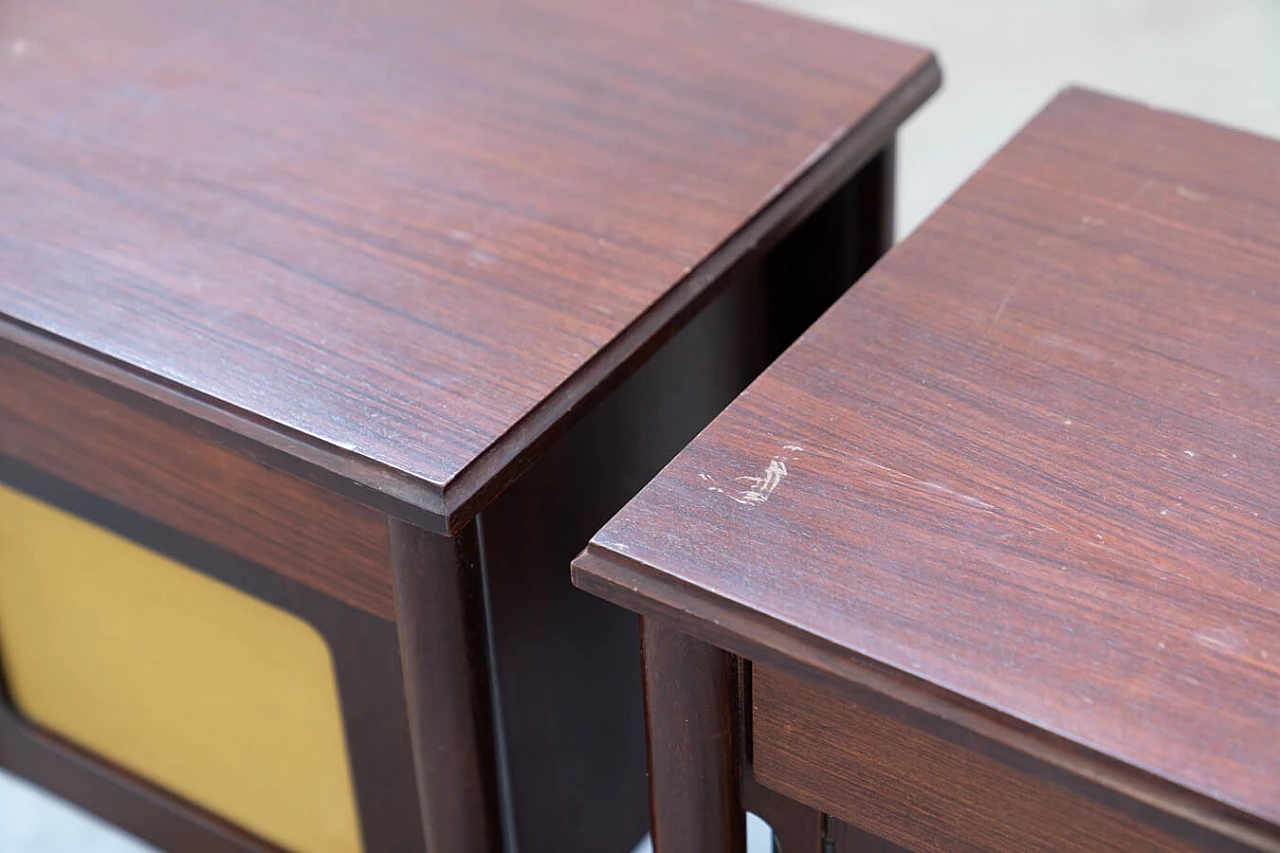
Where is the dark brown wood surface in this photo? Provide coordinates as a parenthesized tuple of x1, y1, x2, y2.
(641, 620, 745, 853)
(0, 344, 394, 618)
(389, 521, 502, 853)
(476, 151, 894, 852)
(754, 664, 1200, 852)
(575, 88, 1280, 849)
(0, 0, 937, 529)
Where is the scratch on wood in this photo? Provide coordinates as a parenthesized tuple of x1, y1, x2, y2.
(992, 288, 1014, 325)
(1176, 184, 1209, 203)
(702, 446, 801, 507)
(858, 457, 998, 513)
(1116, 178, 1155, 213)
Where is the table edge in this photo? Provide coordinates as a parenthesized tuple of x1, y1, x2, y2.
(570, 541, 1280, 852)
(0, 52, 939, 534)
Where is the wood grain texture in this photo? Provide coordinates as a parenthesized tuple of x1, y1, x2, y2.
(754, 665, 1199, 853)
(0, 346, 394, 618)
(475, 151, 894, 852)
(642, 620, 745, 853)
(0, 0, 937, 528)
(389, 521, 503, 853)
(576, 89, 1280, 849)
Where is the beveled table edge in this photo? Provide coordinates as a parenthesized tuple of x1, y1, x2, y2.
(570, 541, 1280, 853)
(0, 53, 940, 535)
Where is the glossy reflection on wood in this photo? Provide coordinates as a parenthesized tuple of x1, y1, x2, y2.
(574, 89, 1280, 852)
(0, 0, 937, 529)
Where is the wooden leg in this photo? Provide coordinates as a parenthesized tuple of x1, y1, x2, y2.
(389, 520, 504, 853)
(641, 618, 745, 853)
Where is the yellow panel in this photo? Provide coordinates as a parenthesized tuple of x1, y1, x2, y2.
(0, 482, 363, 853)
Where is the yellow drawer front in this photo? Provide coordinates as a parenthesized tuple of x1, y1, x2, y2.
(0, 482, 363, 853)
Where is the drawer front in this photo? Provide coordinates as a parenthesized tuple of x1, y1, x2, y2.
(752, 665, 1199, 853)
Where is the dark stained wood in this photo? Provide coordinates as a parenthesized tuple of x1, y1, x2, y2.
(574, 88, 1280, 851)
(474, 151, 895, 851)
(754, 665, 1201, 853)
(0, 457, 424, 853)
(0, 0, 940, 847)
(642, 619, 745, 853)
(764, 144, 896, 362)
(389, 521, 503, 853)
(742, 770, 824, 853)
(0, 345, 395, 618)
(825, 819, 913, 853)
(0, 0, 938, 530)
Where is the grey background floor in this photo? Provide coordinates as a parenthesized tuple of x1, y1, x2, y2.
(3, 0, 1278, 850)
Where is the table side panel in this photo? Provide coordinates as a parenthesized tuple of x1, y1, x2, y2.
(0, 347, 394, 618)
(752, 665, 1204, 853)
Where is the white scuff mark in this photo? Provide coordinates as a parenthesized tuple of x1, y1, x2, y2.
(992, 288, 1014, 325)
(1196, 629, 1243, 654)
(858, 457, 997, 513)
(1183, 449, 1197, 458)
(1176, 185, 1209, 203)
(1116, 178, 1155, 213)
(734, 458, 787, 505)
(702, 446, 801, 507)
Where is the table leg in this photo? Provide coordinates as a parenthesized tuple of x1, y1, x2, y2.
(641, 618, 746, 853)
(390, 520, 504, 853)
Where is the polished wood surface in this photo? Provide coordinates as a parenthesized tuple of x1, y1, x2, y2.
(754, 665, 1197, 853)
(0, 0, 938, 847)
(0, 0, 937, 529)
(641, 621, 745, 853)
(0, 346, 394, 618)
(478, 151, 896, 852)
(389, 521, 502, 853)
(575, 88, 1280, 850)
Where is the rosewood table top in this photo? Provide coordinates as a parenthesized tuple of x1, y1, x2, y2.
(575, 88, 1280, 847)
(0, 0, 937, 529)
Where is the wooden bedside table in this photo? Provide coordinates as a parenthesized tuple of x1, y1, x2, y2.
(573, 88, 1280, 853)
(0, 0, 938, 851)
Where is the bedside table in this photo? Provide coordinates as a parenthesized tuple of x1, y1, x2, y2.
(574, 89, 1280, 853)
(0, 0, 938, 851)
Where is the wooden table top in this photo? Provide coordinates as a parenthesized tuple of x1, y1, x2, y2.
(0, 0, 936, 528)
(575, 88, 1280, 845)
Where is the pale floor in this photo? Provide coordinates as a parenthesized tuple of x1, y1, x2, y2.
(4, 0, 1279, 850)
